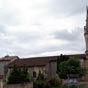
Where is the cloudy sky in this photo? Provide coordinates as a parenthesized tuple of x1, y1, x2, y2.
(0, 0, 87, 57)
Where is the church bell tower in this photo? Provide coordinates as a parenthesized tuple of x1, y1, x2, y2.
(83, 7, 88, 81)
(84, 7, 88, 58)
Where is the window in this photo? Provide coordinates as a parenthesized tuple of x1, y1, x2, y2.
(33, 71, 36, 78)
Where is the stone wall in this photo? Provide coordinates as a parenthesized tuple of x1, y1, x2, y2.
(4, 82, 33, 88)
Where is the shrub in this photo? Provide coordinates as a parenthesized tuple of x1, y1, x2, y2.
(37, 71, 45, 81)
(48, 77, 60, 87)
(33, 77, 60, 88)
(33, 80, 50, 88)
(58, 57, 86, 79)
(8, 65, 31, 84)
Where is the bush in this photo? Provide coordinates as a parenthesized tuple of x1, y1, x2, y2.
(48, 77, 60, 87)
(33, 80, 50, 88)
(8, 65, 31, 84)
(58, 57, 86, 79)
(37, 71, 45, 81)
(33, 77, 60, 88)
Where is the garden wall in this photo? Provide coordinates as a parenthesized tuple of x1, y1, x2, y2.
(4, 82, 33, 88)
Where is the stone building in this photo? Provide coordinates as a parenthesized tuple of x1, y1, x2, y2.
(0, 56, 18, 88)
(7, 54, 86, 80)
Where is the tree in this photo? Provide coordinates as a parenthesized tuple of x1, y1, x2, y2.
(58, 61, 68, 79)
(21, 66, 31, 82)
(37, 70, 45, 80)
(67, 58, 86, 77)
(58, 57, 86, 79)
(57, 54, 69, 73)
(8, 64, 31, 84)
(8, 65, 22, 84)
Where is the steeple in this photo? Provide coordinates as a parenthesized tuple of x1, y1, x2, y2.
(84, 7, 88, 81)
(84, 6, 88, 56)
(87, 6, 88, 15)
(84, 7, 88, 32)
(86, 6, 88, 22)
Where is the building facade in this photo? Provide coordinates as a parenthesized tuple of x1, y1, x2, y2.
(7, 54, 86, 80)
(0, 56, 18, 88)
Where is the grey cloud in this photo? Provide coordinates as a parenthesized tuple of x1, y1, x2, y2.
(49, 0, 86, 17)
(12, 33, 85, 57)
(67, 6, 85, 17)
(0, 0, 86, 57)
(59, 42, 85, 52)
(0, 8, 20, 26)
(11, 39, 85, 57)
(51, 27, 85, 52)
(0, 27, 85, 57)
(52, 28, 84, 42)
(13, 32, 44, 43)
(7, 43, 63, 57)
(0, 24, 6, 34)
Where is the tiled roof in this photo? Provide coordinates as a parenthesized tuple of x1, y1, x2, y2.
(0, 56, 19, 62)
(8, 54, 86, 67)
(68, 54, 86, 59)
(8, 56, 58, 67)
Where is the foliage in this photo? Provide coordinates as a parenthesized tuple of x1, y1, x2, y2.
(58, 57, 86, 79)
(57, 54, 69, 73)
(34, 70, 50, 88)
(33, 80, 50, 88)
(59, 61, 68, 79)
(21, 66, 31, 82)
(8, 65, 21, 84)
(7, 64, 31, 84)
(34, 77, 60, 88)
(48, 77, 60, 87)
(37, 71, 45, 81)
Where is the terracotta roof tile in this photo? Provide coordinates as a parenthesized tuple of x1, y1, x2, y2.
(0, 56, 19, 62)
(8, 54, 86, 67)
(8, 56, 58, 67)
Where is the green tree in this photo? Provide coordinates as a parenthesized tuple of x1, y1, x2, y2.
(58, 57, 86, 79)
(59, 61, 68, 79)
(21, 66, 31, 82)
(57, 54, 69, 73)
(8, 65, 22, 84)
(8, 64, 31, 84)
(37, 70, 45, 80)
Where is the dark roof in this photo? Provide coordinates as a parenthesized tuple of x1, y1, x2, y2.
(67, 54, 86, 59)
(8, 54, 86, 67)
(0, 56, 19, 62)
(8, 56, 58, 67)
